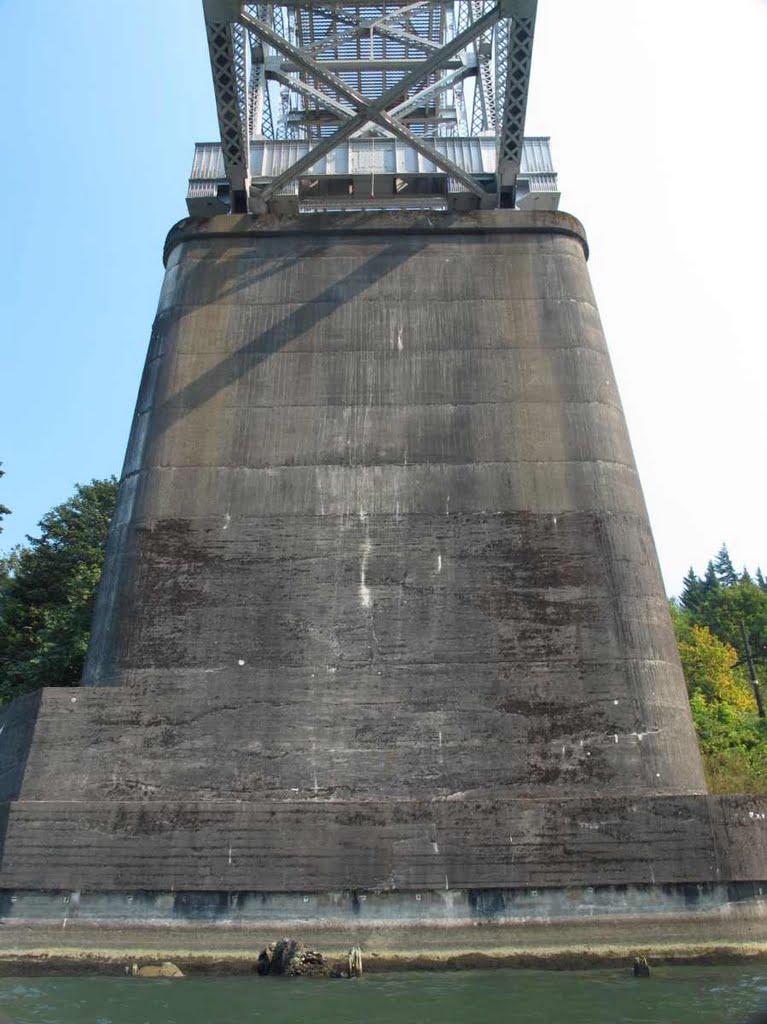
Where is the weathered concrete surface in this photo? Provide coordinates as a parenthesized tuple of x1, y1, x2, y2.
(82, 211, 704, 799)
(2, 211, 763, 949)
(0, 793, 766, 891)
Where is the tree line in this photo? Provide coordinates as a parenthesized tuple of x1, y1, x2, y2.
(0, 473, 117, 702)
(0, 472, 765, 792)
(672, 546, 767, 794)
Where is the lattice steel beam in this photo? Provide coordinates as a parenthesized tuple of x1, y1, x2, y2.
(200, 0, 538, 209)
(497, 0, 537, 196)
(203, 0, 252, 209)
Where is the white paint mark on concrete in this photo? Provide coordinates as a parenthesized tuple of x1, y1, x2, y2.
(552, 515, 557, 526)
(445, 495, 450, 515)
(629, 728, 662, 742)
(238, 659, 245, 666)
(613, 699, 619, 705)
(614, 734, 619, 744)
(360, 541, 372, 608)
(223, 512, 231, 531)
(359, 515, 373, 608)
(397, 327, 403, 352)
(445, 875, 450, 891)
(313, 773, 319, 794)
(432, 842, 439, 855)
(228, 846, 233, 866)
(436, 554, 442, 573)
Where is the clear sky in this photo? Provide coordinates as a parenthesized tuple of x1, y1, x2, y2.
(0, 0, 764, 595)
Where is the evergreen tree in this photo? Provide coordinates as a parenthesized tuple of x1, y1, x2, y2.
(0, 478, 118, 702)
(703, 560, 720, 593)
(681, 567, 704, 612)
(757, 568, 767, 593)
(714, 544, 738, 587)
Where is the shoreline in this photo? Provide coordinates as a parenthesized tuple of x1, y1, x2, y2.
(0, 940, 766, 977)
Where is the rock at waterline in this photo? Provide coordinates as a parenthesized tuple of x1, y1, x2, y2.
(257, 939, 327, 977)
(130, 962, 184, 978)
(633, 956, 651, 978)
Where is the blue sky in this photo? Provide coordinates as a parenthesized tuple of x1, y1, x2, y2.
(1, 1, 765, 594)
(0, 0, 212, 552)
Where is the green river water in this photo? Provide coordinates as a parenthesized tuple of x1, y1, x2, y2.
(0, 967, 765, 1024)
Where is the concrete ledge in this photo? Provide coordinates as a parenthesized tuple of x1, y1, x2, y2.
(1, 795, 766, 892)
(163, 210, 590, 266)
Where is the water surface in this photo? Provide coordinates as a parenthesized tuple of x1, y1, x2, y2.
(1, 966, 766, 1023)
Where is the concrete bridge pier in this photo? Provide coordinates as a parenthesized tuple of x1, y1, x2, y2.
(0, 211, 765, 964)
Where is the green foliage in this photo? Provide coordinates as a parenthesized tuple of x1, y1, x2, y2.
(677, 623, 754, 711)
(713, 544, 738, 587)
(674, 547, 767, 795)
(0, 478, 118, 702)
(688, 694, 767, 795)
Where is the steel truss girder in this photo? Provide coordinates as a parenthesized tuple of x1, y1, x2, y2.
(306, 3, 443, 56)
(240, 6, 498, 204)
(202, 0, 538, 210)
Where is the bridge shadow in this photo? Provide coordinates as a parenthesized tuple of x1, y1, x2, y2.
(154, 227, 433, 435)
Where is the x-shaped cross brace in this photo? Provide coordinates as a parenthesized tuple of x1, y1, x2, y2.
(239, 5, 500, 209)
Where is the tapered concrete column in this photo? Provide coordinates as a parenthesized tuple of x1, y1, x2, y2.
(82, 210, 705, 800)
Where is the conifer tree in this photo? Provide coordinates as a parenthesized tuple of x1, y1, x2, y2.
(703, 561, 720, 592)
(0, 478, 117, 701)
(714, 544, 738, 587)
(681, 567, 704, 612)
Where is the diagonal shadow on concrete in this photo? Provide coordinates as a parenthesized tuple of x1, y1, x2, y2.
(150, 233, 430, 438)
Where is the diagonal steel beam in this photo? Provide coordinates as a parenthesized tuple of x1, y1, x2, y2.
(267, 65, 356, 121)
(240, 6, 499, 202)
(390, 64, 474, 118)
(247, 12, 488, 197)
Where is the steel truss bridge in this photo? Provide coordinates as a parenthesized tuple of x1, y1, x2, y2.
(190, 0, 559, 215)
